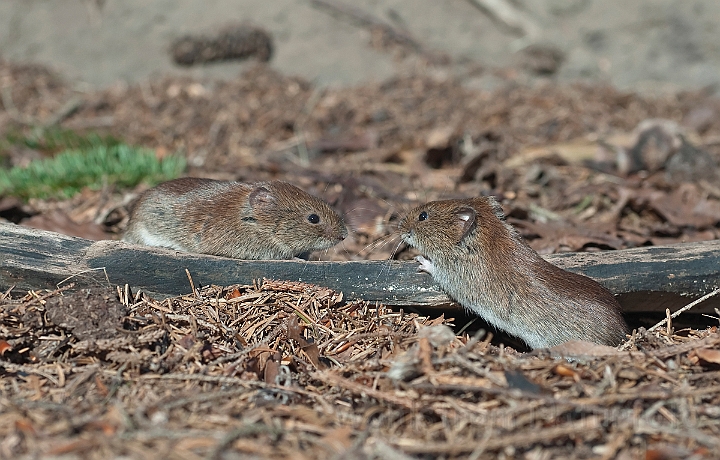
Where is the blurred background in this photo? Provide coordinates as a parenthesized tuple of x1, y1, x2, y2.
(1, 0, 719, 92)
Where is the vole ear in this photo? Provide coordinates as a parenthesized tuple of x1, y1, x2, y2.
(454, 206, 476, 240)
(249, 186, 276, 209)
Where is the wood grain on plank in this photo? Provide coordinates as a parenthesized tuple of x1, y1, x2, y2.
(2, 223, 719, 312)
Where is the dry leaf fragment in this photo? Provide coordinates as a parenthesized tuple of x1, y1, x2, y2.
(287, 316, 324, 369)
(642, 184, 720, 229)
(202, 344, 225, 361)
(387, 349, 421, 382)
(616, 368, 643, 381)
(689, 348, 720, 365)
(417, 324, 456, 348)
(84, 420, 117, 436)
(264, 358, 279, 384)
(320, 426, 354, 453)
(0, 339, 12, 355)
(177, 334, 196, 350)
(175, 437, 218, 450)
(22, 210, 108, 240)
(14, 418, 36, 436)
(426, 126, 456, 150)
(644, 445, 705, 460)
(506, 140, 598, 168)
(47, 440, 98, 455)
(553, 364, 579, 381)
(418, 338, 434, 375)
(94, 375, 109, 397)
(431, 374, 496, 388)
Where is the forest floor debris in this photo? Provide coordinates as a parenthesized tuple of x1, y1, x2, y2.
(1, 281, 719, 458)
(3, 59, 720, 458)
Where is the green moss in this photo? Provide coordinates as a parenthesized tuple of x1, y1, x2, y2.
(0, 143, 185, 200)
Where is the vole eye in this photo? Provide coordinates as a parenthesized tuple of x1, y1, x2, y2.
(418, 211, 428, 221)
(307, 213, 320, 224)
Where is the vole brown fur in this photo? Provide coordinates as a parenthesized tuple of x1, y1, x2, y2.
(398, 197, 629, 349)
(123, 178, 347, 260)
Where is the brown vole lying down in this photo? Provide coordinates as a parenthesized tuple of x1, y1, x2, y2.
(123, 178, 347, 260)
(399, 196, 629, 349)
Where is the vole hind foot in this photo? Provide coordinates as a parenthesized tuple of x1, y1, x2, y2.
(415, 255, 435, 275)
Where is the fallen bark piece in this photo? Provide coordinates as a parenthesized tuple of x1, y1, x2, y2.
(1, 223, 719, 312)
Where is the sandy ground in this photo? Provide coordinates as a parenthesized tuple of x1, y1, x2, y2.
(1, 0, 720, 92)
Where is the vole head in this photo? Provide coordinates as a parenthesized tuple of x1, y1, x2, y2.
(398, 196, 512, 259)
(248, 181, 347, 255)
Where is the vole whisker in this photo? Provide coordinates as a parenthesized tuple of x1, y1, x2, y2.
(352, 230, 403, 260)
(388, 234, 404, 260)
(375, 235, 404, 282)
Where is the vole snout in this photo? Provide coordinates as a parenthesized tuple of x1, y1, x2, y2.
(328, 227, 346, 241)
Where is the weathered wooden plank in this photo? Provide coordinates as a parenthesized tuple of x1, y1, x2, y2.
(547, 243, 720, 297)
(0, 223, 92, 291)
(1, 223, 719, 312)
(84, 240, 450, 305)
(545, 244, 720, 313)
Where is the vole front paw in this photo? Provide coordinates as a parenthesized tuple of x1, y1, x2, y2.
(415, 255, 435, 275)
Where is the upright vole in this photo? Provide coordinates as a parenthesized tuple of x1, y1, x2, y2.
(398, 197, 628, 349)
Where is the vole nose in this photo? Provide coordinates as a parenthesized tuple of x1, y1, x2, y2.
(325, 227, 346, 241)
